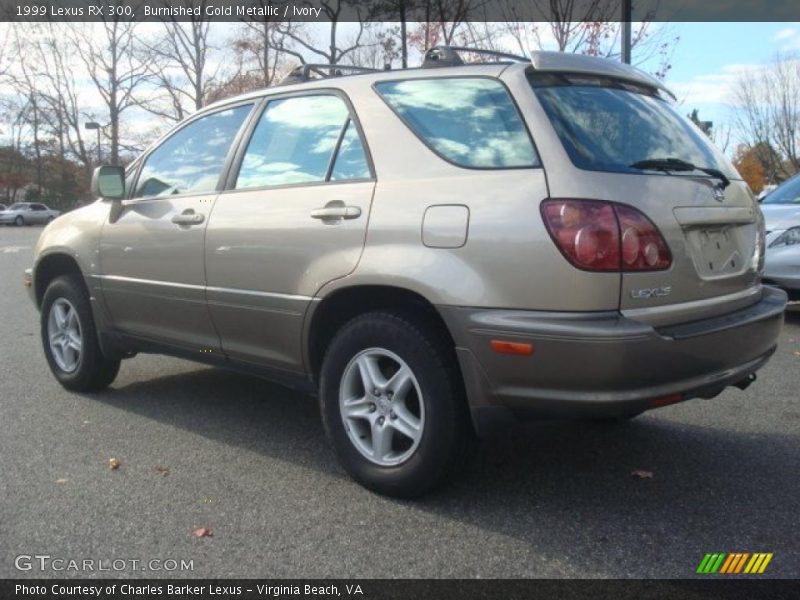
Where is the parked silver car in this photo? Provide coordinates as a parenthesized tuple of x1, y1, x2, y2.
(1, 202, 61, 226)
(25, 48, 786, 496)
(762, 172, 800, 297)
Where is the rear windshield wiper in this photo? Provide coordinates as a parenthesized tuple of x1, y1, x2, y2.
(630, 157, 730, 188)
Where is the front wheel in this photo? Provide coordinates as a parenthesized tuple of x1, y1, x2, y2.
(14, 215, 23, 226)
(41, 274, 120, 392)
(320, 311, 475, 498)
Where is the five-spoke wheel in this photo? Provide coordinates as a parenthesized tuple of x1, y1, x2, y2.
(320, 310, 475, 497)
(47, 298, 83, 373)
(41, 274, 120, 391)
(339, 348, 425, 466)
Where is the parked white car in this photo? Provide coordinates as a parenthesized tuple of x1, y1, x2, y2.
(0, 202, 61, 226)
(762, 173, 800, 298)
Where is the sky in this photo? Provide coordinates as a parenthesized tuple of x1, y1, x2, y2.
(651, 22, 800, 147)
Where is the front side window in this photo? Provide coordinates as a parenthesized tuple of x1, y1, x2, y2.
(236, 95, 370, 189)
(135, 104, 252, 198)
(375, 78, 538, 169)
(530, 73, 738, 179)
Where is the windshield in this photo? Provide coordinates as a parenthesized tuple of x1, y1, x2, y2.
(529, 73, 739, 180)
(762, 175, 800, 204)
(8, 203, 25, 210)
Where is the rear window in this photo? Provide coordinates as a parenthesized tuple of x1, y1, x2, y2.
(375, 78, 538, 169)
(530, 73, 738, 179)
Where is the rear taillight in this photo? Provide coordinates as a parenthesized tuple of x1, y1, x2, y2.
(540, 200, 671, 272)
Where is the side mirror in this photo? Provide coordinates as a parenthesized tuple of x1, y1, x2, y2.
(91, 165, 125, 200)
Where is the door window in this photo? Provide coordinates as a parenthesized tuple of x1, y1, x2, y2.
(330, 120, 370, 181)
(134, 104, 252, 198)
(236, 95, 370, 189)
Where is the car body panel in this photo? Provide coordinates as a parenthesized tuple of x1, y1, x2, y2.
(762, 198, 800, 291)
(206, 180, 375, 370)
(97, 194, 222, 352)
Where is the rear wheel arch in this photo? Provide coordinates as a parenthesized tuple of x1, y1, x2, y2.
(306, 285, 459, 383)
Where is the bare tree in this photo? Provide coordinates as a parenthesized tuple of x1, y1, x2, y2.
(72, 19, 149, 164)
(141, 4, 227, 121)
(273, 1, 372, 66)
(732, 54, 800, 179)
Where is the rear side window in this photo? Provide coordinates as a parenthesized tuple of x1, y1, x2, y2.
(330, 120, 370, 181)
(236, 95, 370, 189)
(375, 78, 538, 169)
(134, 104, 252, 198)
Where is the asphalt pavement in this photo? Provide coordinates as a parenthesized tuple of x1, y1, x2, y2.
(1, 225, 798, 579)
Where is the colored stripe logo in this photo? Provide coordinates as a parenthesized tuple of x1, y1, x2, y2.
(697, 553, 773, 574)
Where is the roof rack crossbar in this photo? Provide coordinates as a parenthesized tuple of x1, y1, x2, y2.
(422, 45, 529, 68)
(279, 63, 382, 86)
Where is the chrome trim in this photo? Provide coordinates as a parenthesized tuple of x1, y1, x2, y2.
(91, 274, 313, 302)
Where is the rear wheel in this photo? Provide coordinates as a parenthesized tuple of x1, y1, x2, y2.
(41, 275, 120, 392)
(589, 411, 644, 424)
(14, 215, 23, 226)
(320, 311, 475, 498)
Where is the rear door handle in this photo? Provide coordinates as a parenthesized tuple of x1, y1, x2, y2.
(171, 210, 205, 226)
(311, 201, 361, 221)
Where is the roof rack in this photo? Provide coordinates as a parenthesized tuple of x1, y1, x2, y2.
(279, 63, 384, 86)
(422, 46, 529, 68)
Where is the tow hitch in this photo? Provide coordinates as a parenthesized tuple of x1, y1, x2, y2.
(734, 373, 757, 391)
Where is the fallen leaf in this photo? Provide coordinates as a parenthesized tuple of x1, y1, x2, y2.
(631, 469, 654, 479)
(55, 478, 69, 484)
(154, 465, 170, 477)
(108, 458, 121, 470)
(191, 527, 213, 538)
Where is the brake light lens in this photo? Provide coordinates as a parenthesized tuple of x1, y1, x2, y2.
(541, 200, 671, 272)
(615, 204, 672, 270)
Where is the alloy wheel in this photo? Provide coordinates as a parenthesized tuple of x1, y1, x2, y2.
(47, 298, 82, 373)
(339, 348, 425, 466)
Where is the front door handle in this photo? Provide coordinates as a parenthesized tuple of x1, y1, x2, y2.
(171, 210, 205, 226)
(311, 200, 361, 221)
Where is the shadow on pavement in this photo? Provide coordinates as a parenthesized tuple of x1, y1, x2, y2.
(93, 364, 800, 577)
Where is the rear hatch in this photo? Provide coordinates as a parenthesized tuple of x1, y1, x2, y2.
(526, 71, 762, 325)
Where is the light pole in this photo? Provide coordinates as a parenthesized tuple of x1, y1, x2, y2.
(621, 0, 632, 64)
(84, 122, 102, 164)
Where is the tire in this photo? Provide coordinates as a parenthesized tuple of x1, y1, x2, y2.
(14, 215, 23, 226)
(589, 411, 644, 424)
(320, 310, 476, 498)
(41, 274, 120, 392)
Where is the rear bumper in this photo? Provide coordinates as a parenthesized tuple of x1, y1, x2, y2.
(439, 286, 787, 435)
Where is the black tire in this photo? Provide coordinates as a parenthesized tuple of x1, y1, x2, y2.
(41, 274, 120, 392)
(320, 310, 476, 498)
(14, 215, 23, 226)
(589, 411, 644, 424)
